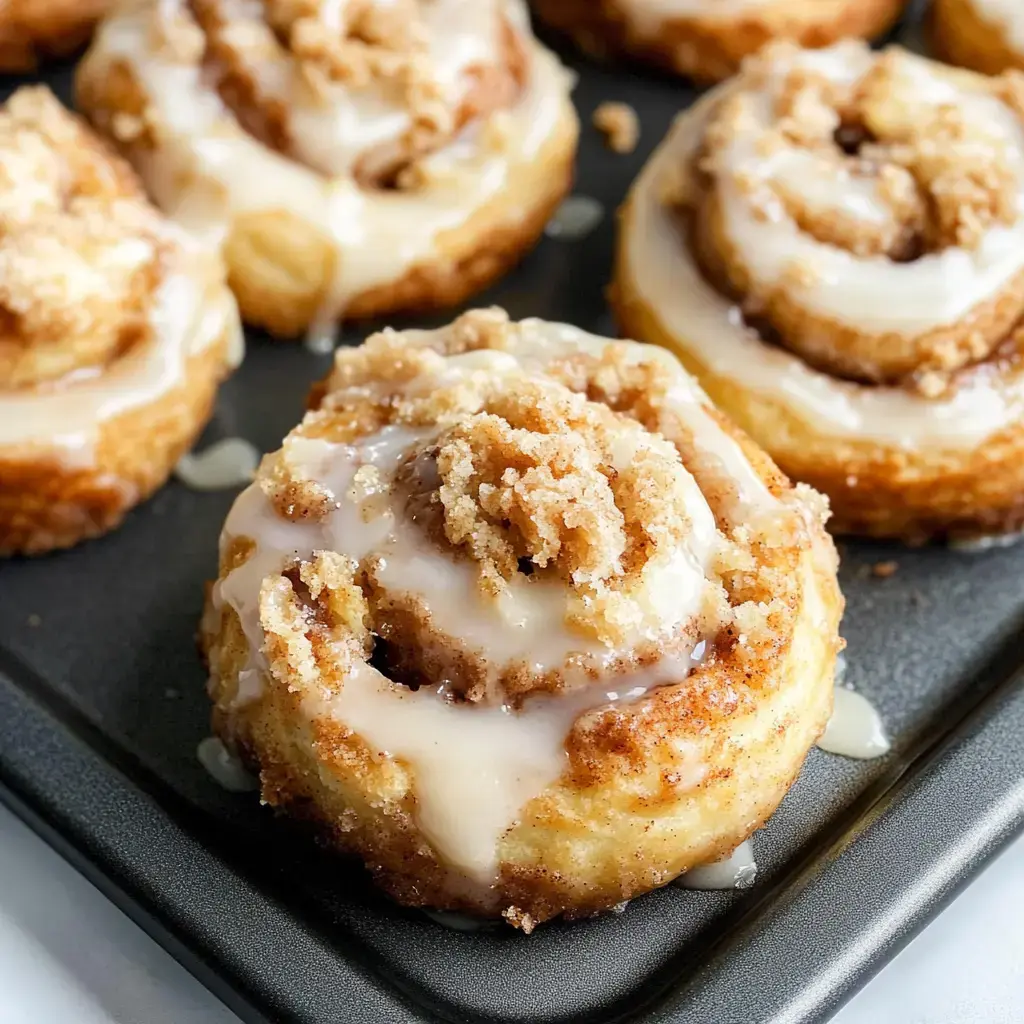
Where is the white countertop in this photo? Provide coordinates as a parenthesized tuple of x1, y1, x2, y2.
(0, 801, 1019, 1024)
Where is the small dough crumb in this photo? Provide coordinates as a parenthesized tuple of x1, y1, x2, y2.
(871, 560, 899, 578)
(593, 101, 639, 154)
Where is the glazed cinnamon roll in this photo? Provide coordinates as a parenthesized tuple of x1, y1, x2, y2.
(0, 87, 242, 557)
(932, 0, 1024, 75)
(615, 42, 1024, 542)
(0, 0, 111, 70)
(75, 1, 579, 340)
(200, 308, 842, 928)
(529, 0, 907, 83)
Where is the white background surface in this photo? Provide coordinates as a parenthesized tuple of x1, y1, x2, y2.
(0, 803, 1020, 1024)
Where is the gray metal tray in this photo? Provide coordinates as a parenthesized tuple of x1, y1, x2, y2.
(1, 11, 1023, 1023)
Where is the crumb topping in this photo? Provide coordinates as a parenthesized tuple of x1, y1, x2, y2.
(186, 0, 526, 183)
(697, 48, 1020, 259)
(682, 44, 1024, 389)
(241, 310, 813, 702)
(434, 378, 700, 633)
(593, 101, 639, 154)
(0, 87, 167, 389)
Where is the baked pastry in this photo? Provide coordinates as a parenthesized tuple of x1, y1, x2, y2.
(932, 0, 1024, 75)
(615, 41, 1024, 542)
(200, 308, 843, 929)
(0, 0, 111, 70)
(0, 87, 242, 557)
(75, 0, 579, 340)
(529, 0, 907, 83)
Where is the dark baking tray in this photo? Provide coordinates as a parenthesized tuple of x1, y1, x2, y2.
(2, 10, 1024, 1024)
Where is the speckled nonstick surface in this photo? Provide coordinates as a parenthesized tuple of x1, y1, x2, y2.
(1, 7, 1023, 1023)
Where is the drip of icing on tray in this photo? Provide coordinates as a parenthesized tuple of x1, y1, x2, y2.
(816, 654, 890, 760)
(545, 196, 604, 239)
(176, 438, 260, 491)
(196, 736, 258, 792)
(677, 840, 758, 890)
(949, 529, 1024, 553)
(304, 320, 338, 355)
(818, 688, 891, 760)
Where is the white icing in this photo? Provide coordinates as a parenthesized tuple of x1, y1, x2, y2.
(196, 736, 258, 792)
(949, 528, 1024, 552)
(545, 195, 605, 239)
(330, 654, 703, 884)
(84, 0, 574, 326)
(972, 0, 1024, 52)
(625, 0, 770, 33)
(714, 46, 1024, 332)
(817, 686, 890, 760)
(213, 320, 793, 887)
(304, 322, 338, 355)
(677, 839, 758, 890)
(621, 53, 1024, 450)
(219, 327, 738, 676)
(511, 319, 780, 516)
(0, 254, 242, 466)
(175, 437, 260, 490)
(205, 0, 506, 178)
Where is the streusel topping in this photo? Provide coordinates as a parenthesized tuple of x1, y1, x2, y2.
(0, 87, 166, 389)
(680, 43, 1024, 389)
(184, 0, 525, 182)
(226, 310, 812, 707)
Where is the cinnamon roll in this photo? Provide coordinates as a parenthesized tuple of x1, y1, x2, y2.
(932, 0, 1024, 75)
(0, 87, 242, 557)
(75, 1, 579, 340)
(615, 42, 1024, 542)
(0, 0, 111, 71)
(200, 308, 842, 928)
(529, 0, 907, 84)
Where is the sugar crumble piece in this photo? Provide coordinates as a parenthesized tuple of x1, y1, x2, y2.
(593, 101, 640, 154)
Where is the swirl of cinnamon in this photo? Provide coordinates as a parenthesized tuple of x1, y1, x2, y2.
(75, 0, 578, 339)
(616, 43, 1024, 542)
(201, 308, 842, 928)
(529, 0, 906, 84)
(933, 0, 1024, 77)
(0, 86, 242, 556)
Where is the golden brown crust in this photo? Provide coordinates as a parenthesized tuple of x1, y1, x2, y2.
(201, 310, 843, 927)
(0, 87, 241, 556)
(0, 0, 111, 71)
(931, 0, 1024, 76)
(75, 1, 579, 338)
(529, 0, 907, 83)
